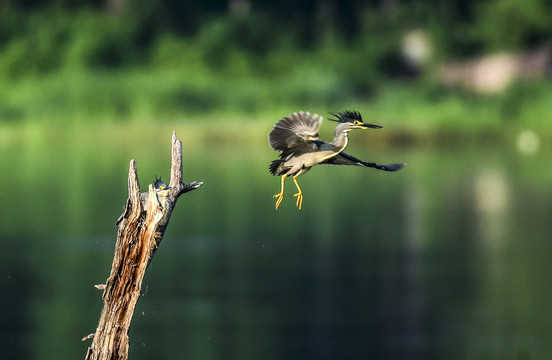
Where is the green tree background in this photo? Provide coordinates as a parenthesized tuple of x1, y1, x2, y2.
(0, 0, 551, 134)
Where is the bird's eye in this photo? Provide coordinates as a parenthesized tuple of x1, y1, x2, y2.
(354, 121, 362, 126)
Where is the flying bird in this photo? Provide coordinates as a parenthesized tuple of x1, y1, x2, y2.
(269, 110, 405, 210)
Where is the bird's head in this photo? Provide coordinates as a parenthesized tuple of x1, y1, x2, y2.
(329, 110, 382, 131)
(154, 176, 171, 191)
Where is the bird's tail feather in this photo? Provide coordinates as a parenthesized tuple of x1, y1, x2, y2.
(269, 159, 285, 175)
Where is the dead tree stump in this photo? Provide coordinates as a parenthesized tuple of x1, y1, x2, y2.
(83, 131, 202, 360)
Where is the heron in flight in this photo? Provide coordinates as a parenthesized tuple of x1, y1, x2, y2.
(269, 110, 405, 210)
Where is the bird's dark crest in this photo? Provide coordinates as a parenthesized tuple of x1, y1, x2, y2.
(154, 176, 169, 190)
(329, 110, 363, 123)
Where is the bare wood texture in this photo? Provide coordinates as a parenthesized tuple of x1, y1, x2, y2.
(84, 132, 202, 360)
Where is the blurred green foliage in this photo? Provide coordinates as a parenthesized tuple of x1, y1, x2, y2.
(0, 1, 551, 136)
(2, 0, 552, 72)
(475, 0, 552, 51)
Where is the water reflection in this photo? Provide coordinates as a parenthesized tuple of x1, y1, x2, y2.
(1, 126, 552, 359)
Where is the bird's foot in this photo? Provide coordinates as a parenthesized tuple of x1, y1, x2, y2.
(292, 192, 303, 210)
(273, 192, 284, 210)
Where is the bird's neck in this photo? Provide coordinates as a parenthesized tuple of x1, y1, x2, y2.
(331, 127, 349, 151)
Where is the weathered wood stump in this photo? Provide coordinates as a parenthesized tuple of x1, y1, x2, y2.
(83, 132, 202, 360)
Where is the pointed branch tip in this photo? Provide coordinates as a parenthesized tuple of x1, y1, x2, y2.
(186, 181, 203, 191)
(82, 333, 95, 342)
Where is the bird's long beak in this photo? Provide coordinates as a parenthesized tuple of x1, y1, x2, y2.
(361, 123, 383, 129)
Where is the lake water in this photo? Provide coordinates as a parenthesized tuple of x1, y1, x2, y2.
(1, 123, 551, 359)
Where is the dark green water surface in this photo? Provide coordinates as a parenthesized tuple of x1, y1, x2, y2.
(1, 123, 551, 359)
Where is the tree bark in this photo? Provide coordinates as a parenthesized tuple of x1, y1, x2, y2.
(84, 131, 202, 360)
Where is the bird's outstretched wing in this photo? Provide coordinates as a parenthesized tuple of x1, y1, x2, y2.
(322, 151, 406, 171)
(269, 111, 323, 153)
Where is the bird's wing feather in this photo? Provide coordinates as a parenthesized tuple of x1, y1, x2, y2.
(269, 111, 322, 153)
(321, 151, 406, 171)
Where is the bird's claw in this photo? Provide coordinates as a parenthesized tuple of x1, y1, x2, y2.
(292, 192, 303, 210)
(273, 192, 284, 210)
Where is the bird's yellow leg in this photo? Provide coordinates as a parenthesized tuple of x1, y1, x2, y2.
(273, 174, 286, 210)
(292, 174, 303, 210)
